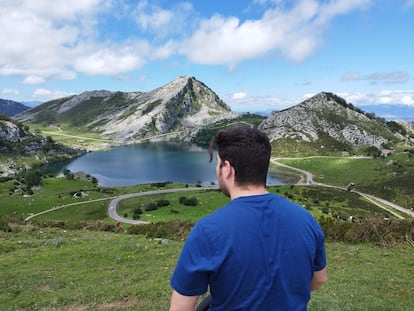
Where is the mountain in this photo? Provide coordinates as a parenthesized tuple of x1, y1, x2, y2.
(0, 99, 30, 117)
(15, 76, 238, 142)
(0, 115, 83, 178)
(13, 77, 410, 155)
(259, 92, 406, 155)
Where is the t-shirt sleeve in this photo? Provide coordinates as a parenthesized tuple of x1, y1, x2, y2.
(313, 225, 327, 272)
(170, 222, 215, 296)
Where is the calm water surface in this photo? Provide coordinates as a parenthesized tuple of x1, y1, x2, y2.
(63, 142, 286, 187)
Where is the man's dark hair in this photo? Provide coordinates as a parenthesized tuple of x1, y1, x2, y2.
(208, 126, 271, 186)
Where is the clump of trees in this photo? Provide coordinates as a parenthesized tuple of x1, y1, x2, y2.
(144, 199, 171, 212)
(134, 196, 199, 219)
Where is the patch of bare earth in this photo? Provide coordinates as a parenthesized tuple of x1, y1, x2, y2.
(61, 298, 145, 310)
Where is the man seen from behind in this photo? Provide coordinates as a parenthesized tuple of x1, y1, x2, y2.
(169, 126, 328, 311)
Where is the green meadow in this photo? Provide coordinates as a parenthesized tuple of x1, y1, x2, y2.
(275, 152, 414, 208)
(1, 151, 413, 310)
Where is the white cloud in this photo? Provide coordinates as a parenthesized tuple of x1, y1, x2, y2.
(225, 93, 299, 112)
(74, 41, 150, 75)
(365, 71, 410, 84)
(341, 71, 410, 84)
(15, 0, 103, 21)
(180, 0, 371, 67)
(315, 0, 371, 25)
(341, 72, 361, 81)
(0, 0, 155, 81)
(32, 88, 74, 100)
(404, 0, 414, 9)
(180, 15, 277, 66)
(135, 3, 174, 34)
(232, 92, 248, 100)
(0, 0, 375, 86)
(133, 1, 196, 39)
(338, 90, 414, 107)
(1, 88, 19, 96)
(23, 76, 46, 85)
(0, 1, 89, 80)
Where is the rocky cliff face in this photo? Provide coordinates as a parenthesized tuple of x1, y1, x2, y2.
(259, 92, 399, 149)
(0, 118, 83, 177)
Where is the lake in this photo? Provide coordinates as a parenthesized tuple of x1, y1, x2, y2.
(61, 142, 292, 187)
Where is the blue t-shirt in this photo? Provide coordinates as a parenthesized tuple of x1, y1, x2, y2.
(170, 193, 326, 311)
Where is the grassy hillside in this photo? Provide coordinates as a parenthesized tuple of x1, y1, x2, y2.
(1, 227, 413, 311)
(192, 113, 265, 145)
(276, 152, 414, 208)
(26, 123, 119, 151)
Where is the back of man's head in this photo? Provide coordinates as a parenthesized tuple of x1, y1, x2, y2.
(208, 126, 271, 186)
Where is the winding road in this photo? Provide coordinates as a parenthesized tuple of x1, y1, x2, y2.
(107, 159, 414, 224)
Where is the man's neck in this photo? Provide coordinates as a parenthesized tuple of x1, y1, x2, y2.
(230, 184, 268, 200)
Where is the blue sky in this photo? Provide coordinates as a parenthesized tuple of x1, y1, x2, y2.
(1, 0, 413, 119)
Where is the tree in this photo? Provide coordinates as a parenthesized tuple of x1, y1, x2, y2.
(24, 170, 42, 188)
(365, 146, 381, 158)
(63, 168, 74, 179)
(133, 208, 143, 219)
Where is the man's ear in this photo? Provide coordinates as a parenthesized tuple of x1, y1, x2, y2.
(222, 160, 234, 179)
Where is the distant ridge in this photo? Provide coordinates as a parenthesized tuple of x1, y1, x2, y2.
(0, 98, 30, 117)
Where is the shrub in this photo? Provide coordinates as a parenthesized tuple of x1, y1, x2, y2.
(145, 203, 158, 211)
(150, 181, 172, 188)
(179, 197, 198, 206)
(321, 207, 330, 214)
(318, 217, 414, 246)
(0, 220, 12, 232)
(127, 219, 195, 240)
(133, 208, 143, 219)
(157, 199, 170, 207)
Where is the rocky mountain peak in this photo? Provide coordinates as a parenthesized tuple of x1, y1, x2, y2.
(14, 76, 236, 142)
(259, 92, 397, 149)
(100, 76, 235, 140)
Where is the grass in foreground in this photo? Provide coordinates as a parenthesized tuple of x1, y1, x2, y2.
(1, 227, 413, 311)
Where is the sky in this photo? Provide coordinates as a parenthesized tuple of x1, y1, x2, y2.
(0, 0, 413, 120)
